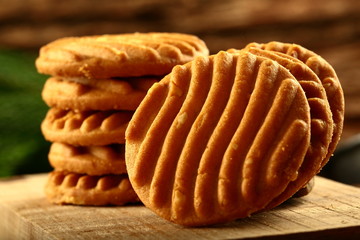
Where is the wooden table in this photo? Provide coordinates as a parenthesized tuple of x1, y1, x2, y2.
(1, 174, 360, 239)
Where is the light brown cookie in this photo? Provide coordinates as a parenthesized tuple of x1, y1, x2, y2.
(245, 41, 344, 168)
(42, 77, 158, 111)
(48, 143, 127, 175)
(41, 108, 132, 146)
(243, 42, 344, 208)
(36, 32, 209, 78)
(45, 171, 139, 206)
(231, 47, 333, 209)
(125, 51, 311, 226)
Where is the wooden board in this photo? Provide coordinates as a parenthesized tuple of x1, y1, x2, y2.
(1, 174, 360, 239)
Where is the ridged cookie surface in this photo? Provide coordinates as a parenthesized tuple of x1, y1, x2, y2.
(125, 51, 311, 226)
(245, 41, 344, 168)
(244, 42, 344, 209)
(48, 143, 127, 175)
(42, 77, 158, 111)
(41, 108, 132, 146)
(36, 32, 209, 78)
(233, 47, 333, 209)
(45, 171, 139, 205)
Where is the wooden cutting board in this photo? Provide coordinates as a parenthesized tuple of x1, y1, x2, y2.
(1, 174, 360, 239)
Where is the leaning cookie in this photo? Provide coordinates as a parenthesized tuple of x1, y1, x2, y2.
(229, 47, 334, 209)
(45, 171, 139, 206)
(243, 42, 344, 208)
(244, 41, 344, 169)
(125, 51, 311, 226)
(36, 32, 209, 78)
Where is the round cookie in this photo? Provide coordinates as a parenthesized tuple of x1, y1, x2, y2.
(42, 77, 158, 111)
(45, 171, 139, 206)
(48, 143, 127, 175)
(41, 108, 132, 146)
(36, 32, 209, 78)
(125, 51, 311, 226)
(231, 47, 334, 209)
(245, 41, 344, 169)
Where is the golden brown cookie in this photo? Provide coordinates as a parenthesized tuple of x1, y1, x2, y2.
(243, 42, 344, 208)
(36, 32, 209, 78)
(48, 143, 126, 175)
(125, 51, 311, 226)
(41, 108, 132, 146)
(231, 47, 334, 209)
(45, 171, 139, 205)
(245, 41, 344, 168)
(42, 77, 158, 111)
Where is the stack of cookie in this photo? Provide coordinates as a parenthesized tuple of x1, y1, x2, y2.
(125, 42, 344, 226)
(36, 33, 209, 205)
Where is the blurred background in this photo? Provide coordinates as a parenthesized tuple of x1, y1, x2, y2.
(0, 0, 359, 183)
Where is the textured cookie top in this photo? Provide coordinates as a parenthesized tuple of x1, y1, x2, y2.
(245, 41, 344, 169)
(125, 51, 311, 226)
(45, 171, 139, 206)
(41, 108, 132, 146)
(234, 47, 334, 210)
(36, 32, 209, 78)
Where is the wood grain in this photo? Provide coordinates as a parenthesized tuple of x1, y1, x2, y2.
(1, 174, 360, 239)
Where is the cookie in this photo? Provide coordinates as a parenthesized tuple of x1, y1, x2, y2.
(245, 41, 344, 168)
(243, 42, 344, 208)
(42, 77, 158, 111)
(37, 32, 209, 207)
(292, 177, 315, 198)
(231, 47, 333, 208)
(41, 108, 132, 146)
(125, 51, 311, 226)
(36, 32, 209, 78)
(45, 171, 139, 205)
(48, 143, 127, 175)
